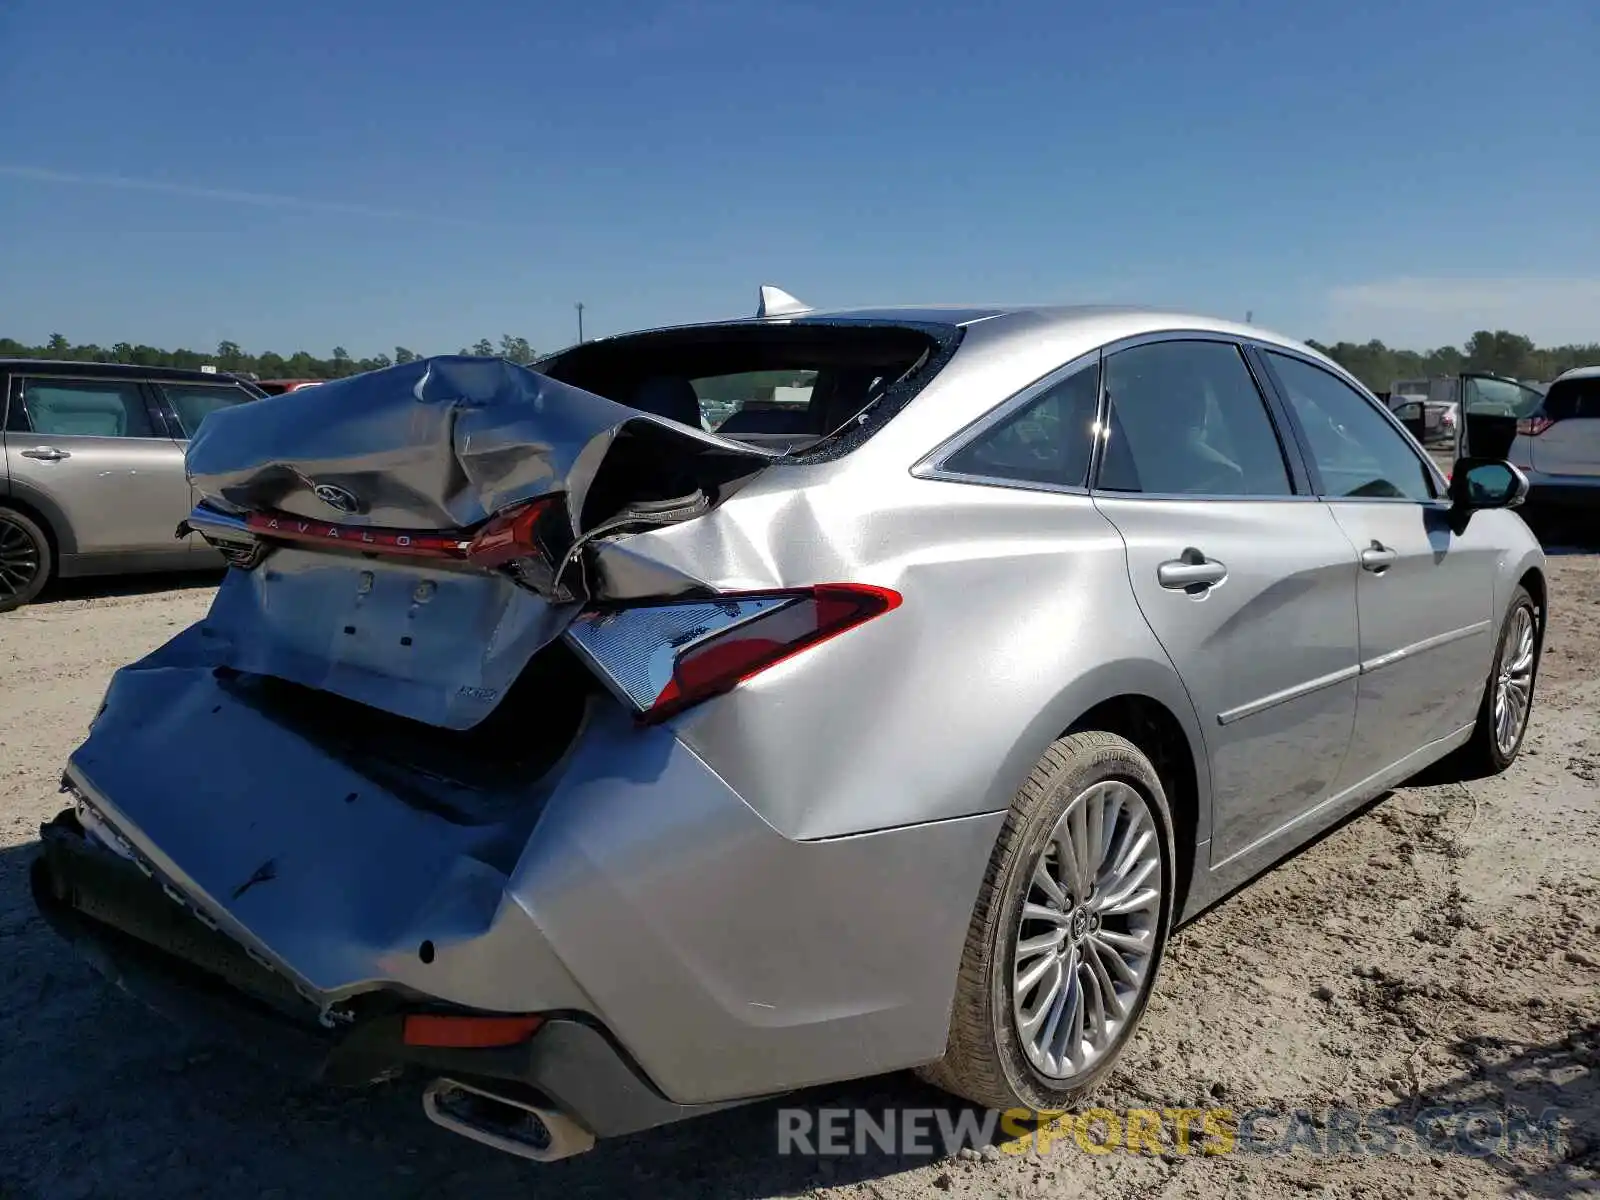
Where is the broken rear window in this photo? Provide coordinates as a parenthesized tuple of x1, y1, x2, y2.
(536, 321, 960, 455)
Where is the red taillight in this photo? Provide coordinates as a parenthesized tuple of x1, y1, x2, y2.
(402, 1013, 544, 1048)
(465, 499, 556, 568)
(1517, 415, 1554, 437)
(566, 583, 902, 722)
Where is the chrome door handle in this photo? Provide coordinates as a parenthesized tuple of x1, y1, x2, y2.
(1157, 550, 1228, 592)
(1360, 541, 1397, 573)
(19, 447, 70, 461)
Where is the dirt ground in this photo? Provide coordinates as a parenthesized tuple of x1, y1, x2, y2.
(0, 547, 1596, 1200)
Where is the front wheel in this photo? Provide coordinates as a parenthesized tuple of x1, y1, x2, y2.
(1459, 586, 1540, 775)
(918, 731, 1173, 1113)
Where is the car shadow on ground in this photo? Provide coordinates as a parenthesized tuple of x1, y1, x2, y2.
(0, 836, 977, 1199)
(2, 824, 1594, 1197)
(1525, 509, 1600, 556)
(1402, 1020, 1599, 1196)
(34, 569, 223, 606)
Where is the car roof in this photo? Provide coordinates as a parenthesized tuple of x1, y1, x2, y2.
(1552, 365, 1600, 382)
(0, 359, 251, 384)
(590, 302, 1318, 361)
(801, 303, 1326, 366)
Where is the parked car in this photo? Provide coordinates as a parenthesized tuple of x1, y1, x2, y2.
(31, 303, 1545, 1163)
(1388, 396, 1456, 445)
(1457, 367, 1600, 511)
(255, 378, 326, 396)
(0, 360, 265, 611)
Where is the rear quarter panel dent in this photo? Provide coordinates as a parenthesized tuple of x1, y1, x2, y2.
(659, 476, 1211, 843)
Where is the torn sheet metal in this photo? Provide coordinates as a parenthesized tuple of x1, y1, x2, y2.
(187, 355, 778, 533)
(182, 357, 777, 728)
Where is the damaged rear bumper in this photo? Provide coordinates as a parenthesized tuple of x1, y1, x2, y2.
(35, 618, 1001, 1145)
(30, 809, 727, 1142)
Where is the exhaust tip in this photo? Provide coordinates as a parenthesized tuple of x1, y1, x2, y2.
(422, 1078, 596, 1163)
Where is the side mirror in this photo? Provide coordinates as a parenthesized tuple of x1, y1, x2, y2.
(1449, 458, 1528, 513)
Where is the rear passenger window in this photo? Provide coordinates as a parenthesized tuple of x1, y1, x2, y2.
(160, 382, 253, 437)
(19, 379, 156, 438)
(943, 360, 1099, 488)
(1098, 341, 1292, 496)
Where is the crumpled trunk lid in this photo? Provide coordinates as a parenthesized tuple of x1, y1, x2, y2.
(185, 356, 775, 728)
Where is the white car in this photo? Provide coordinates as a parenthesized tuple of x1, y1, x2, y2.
(1460, 368, 1600, 511)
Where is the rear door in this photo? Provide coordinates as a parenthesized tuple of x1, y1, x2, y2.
(1262, 350, 1497, 781)
(1088, 336, 1361, 867)
(4, 373, 191, 561)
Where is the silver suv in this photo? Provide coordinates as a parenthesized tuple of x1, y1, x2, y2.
(0, 360, 263, 611)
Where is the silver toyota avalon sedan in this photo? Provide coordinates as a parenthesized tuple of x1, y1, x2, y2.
(32, 295, 1546, 1161)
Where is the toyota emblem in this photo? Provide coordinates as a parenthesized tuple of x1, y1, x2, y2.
(312, 483, 361, 515)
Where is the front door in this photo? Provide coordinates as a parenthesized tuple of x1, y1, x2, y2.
(4, 374, 191, 564)
(1089, 337, 1360, 866)
(1457, 373, 1543, 463)
(1262, 351, 1498, 779)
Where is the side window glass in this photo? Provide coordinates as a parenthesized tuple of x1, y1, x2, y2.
(160, 383, 253, 438)
(943, 359, 1099, 488)
(1098, 341, 1292, 496)
(1266, 353, 1435, 502)
(20, 379, 155, 439)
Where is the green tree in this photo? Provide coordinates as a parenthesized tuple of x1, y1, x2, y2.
(394, 346, 417, 365)
(1463, 330, 1536, 379)
(498, 335, 536, 364)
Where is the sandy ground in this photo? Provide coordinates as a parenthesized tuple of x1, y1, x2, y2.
(0, 549, 1596, 1200)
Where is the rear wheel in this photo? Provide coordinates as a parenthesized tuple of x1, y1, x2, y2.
(1459, 586, 1539, 774)
(918, 731, 1173, 1112)
(0, 508, 51, 613)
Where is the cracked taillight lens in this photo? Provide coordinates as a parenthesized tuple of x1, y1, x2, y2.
(565, 584, 901, 722)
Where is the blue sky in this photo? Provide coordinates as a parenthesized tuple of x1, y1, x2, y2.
(1, 0, 1595, 358)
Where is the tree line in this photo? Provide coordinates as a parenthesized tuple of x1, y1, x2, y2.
(0, 333, 542, 380)
(1, 328, 1595, 390)
(1303, 330, 1599, 390)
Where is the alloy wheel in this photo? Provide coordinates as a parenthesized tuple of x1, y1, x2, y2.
(1493, 605, 1536, 757)
(1011, 779, 1162, 1080)
(0, 517, 42, 603)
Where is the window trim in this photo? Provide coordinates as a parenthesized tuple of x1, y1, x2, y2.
(1252, 346, 1450, 506)
(911, 347, 1103, 495)
(11, 374, 171, 442)
(1085, 332, 1314, 502)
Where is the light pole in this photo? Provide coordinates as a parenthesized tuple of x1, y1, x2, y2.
(575, 302, 586, 344)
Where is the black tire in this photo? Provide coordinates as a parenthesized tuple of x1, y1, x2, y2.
(918, 731, 1174, 1112)
(1458, 585, 1540, 775)
(0, 507, 52, 613)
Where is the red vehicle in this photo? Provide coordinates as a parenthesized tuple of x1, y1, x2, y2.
(254, 379, 325, 396)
